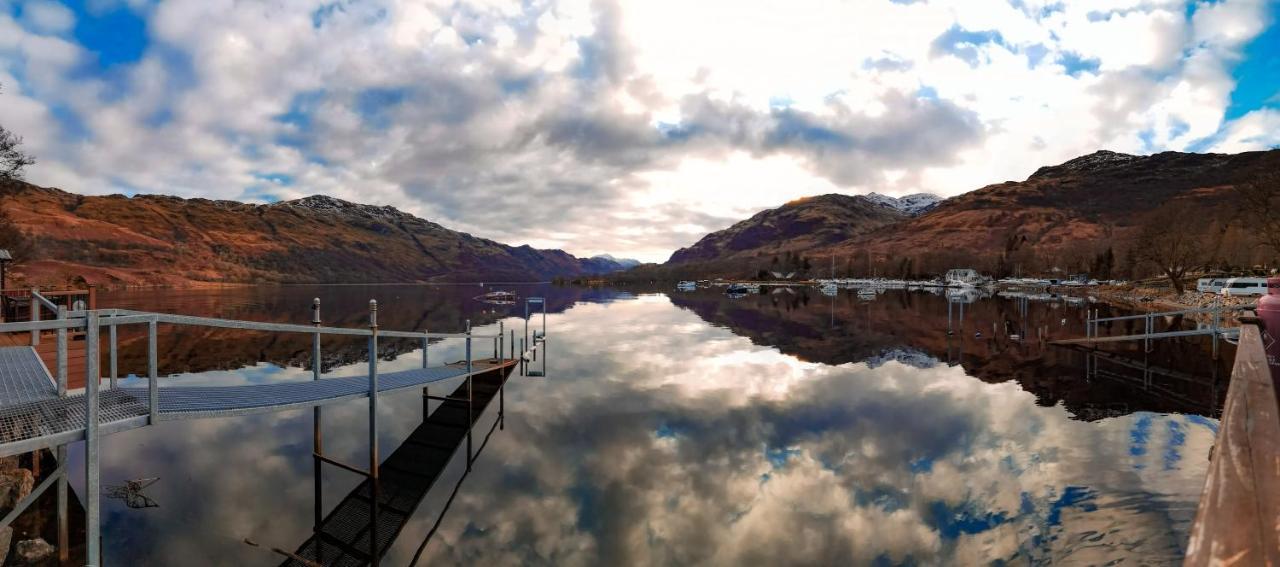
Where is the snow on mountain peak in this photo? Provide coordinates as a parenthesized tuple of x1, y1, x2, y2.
(863, 192, 941, 216)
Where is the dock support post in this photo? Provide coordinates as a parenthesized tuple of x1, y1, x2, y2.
(311, 299, 325, 562)
(148, 319, 158, 423)
(85, 311, 100, 567)
(30, 287, 38, 346)
(56, 306, 67, 395)
(108, 323, 117, 389)
(367, 300, 380, 565)
(421, 327, 429, 418)
(499, 321, 505, 430)
(57, 444, 68, 562)
(466, 321, 473, 472)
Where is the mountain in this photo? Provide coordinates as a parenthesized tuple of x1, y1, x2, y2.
(583, 254, 642, 273)
(666, 194, 907, 272)
(643, 149, 1279, 280)
(0, 180, 629, 287)
(863, 192, 941, 216)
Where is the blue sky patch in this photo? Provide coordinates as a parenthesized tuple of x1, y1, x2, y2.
(930, 25, 1005, 66)
(1224, 2, 1280, 121)
(67, 0, 149, 69)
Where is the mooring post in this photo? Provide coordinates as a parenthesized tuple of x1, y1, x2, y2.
(421, 327, 430, 418)
(1212, 308, 1220, 360)
(85, 311, 100, 566)
(108, 322, 117, 389)
(311, 298, 324, 553)
(56, 306, 67, 395)
(148, 318, 158, 423)
(30, 287, 39, 346)
(367, 299, 380, 565)
(466, 320, 473, 472)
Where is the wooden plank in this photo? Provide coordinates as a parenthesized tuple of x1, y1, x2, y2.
(1185, 316, 1280, 566)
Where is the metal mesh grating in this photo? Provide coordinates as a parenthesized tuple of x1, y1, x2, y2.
(0, 347, 56, 406)
(0, 389, 148, 446)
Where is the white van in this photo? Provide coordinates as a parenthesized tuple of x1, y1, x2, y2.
(1220, 277, 1268, 297)
(1196, 278, 1229, 293)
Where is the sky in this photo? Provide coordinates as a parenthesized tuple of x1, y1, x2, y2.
(0, 0, 1278, 263)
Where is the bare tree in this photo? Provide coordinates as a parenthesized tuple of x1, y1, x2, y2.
(1234, 168, 1280, 260)
(0, 83, 36, 181)
(1135, 202, 1206, 294)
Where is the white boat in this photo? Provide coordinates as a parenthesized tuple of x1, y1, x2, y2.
(944, 268, 990, 288)
(676, 280, 697, 291)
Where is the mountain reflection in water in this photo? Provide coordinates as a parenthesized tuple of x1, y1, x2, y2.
(79, 285, 1218, 565)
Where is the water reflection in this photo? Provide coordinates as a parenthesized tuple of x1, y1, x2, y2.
(60, 285, 1221, 565)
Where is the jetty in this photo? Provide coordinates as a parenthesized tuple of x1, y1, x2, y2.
(0, 290, 548, 566)
(1051, 305, 1279, 565)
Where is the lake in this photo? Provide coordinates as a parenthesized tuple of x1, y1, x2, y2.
(46, 283, 1230, 565)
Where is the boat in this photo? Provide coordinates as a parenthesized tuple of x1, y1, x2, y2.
(725, 283, 754, 295)
(944, 268, 991, 288)
(474, 290, 516, 304)
(676, 280, 697, 291)
(819, 282, 838, 296)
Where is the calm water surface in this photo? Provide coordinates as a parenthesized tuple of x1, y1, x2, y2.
(59, 284, 1229, 565)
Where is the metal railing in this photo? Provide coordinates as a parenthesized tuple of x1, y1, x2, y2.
(0, 299, 509, 567)
(1081, 304, 1248, 356)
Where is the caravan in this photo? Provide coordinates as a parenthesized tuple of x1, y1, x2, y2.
(1220, 277, 1267, 297)
(1196, 278, 1229, 294)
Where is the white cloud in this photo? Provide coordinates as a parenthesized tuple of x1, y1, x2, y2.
(19, 0, 74, 34)
(1210, 108, 1280, 152)
(0, 0, 1271, 262)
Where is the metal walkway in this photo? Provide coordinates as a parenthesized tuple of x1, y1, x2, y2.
(282, 360, 515, 566)
(0, 346, 56, 405)
(0, 293, 550, 566)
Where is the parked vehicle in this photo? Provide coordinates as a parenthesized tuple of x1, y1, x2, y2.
(1220, 277, 1268, 297)
(1196, 278, 1229, 294)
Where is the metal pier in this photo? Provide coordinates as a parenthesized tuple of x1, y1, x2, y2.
(1051, 304, 1250, 352)
(0, 291, 549, 566)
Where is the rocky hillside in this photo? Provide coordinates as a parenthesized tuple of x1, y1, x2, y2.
(651, 149, 1280, 279)
(666, 194, 907, 268)
(0, 180, 629, 287)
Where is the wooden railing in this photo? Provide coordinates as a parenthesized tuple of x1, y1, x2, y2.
(1184, 311, 1280, 565)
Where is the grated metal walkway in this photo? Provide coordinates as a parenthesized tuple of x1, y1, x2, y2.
(0, 346, 57, 406)
(0, 361, 502, 458)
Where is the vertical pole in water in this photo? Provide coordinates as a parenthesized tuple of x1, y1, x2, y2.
(108, 322, 117, 389)
(367, 299, 380, 565)
(148, 319, 158, 423)
(430, 327, 435, 422)
(1144, 314, 1151, 353)
(311, 298, 323, 559)
(56, 443, 68, 562)
(1212, 308, 1220, 360)
(84, 311, 100, 567)
(56, 306, 67, 395)
(499, 321, 505, 430)
(466, 320, 473, 472)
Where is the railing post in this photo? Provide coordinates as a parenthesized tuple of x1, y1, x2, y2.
(148, 318, 158, 423)
(367, 299, 380, 565)
(311, 298, 324, 558)
(30, 287, 38, 346)
(465, 320, 473, 473)
(84, 311, 100, 566)
(108, 322, 117, 389)
(56, 306, 67, 396)
(421, 328, 429, 419)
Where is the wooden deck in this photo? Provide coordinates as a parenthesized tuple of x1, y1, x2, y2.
(1184, 313, 1280, 565)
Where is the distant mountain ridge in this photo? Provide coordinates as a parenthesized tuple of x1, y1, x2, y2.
(666, 193, 907, 267)
(641, 149, 1280, 279)
(0, 179, 633, 287)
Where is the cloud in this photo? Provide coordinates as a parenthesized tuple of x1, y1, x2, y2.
(0, 0, 1273, 261)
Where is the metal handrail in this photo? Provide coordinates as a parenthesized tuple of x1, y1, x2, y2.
(1091, 304, 1252, 324)
(30, 290, 58, 314)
